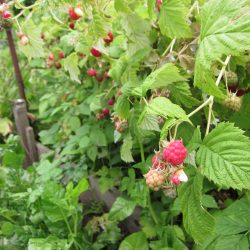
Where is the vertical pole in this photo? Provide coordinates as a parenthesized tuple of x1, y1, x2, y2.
(6, 29, 28, 105)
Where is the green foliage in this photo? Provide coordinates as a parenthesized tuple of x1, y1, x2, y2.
(159, 0, 192, 38)
(197, 123, 250, 190)
(179, 171, 215, 244)
(1, 0, 250, 249)
(194, 0, 250, 97)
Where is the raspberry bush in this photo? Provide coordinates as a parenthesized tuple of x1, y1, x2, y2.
(0, 0, 250, 249)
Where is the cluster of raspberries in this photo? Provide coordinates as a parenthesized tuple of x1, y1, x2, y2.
(144, 140, 188, 191)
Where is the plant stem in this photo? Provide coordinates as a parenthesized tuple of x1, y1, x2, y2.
(187, 96, 212, 118)
(205, 55, 231, 135)
(148, 191, 159, 225)
(139, 139, 145, 163)
(162, 38, 176, 56)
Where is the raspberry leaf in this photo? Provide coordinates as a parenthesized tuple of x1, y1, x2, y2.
(137, 63, 187, 96)
(179, 171, 215, 244)
(121, 134, 134, 163)
(196, 122, 250, 190)
(159, 0, 192, 39)
(143, 97, 190, 122)
(109, 197, 136, 221)
(194, 0, 250, 98)
(64, 53, 80, 83)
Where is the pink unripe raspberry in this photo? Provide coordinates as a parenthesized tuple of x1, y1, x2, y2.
(91, 48, 102, 57)
(87, 68, 96, 76)
(104, 72, 110, 78)
(152, 153, 165, 170)
(2, 10, 11, 19)
(48, 53, 54, 61)
(74, 7, 83, 17)
(20, 35, 29, 46)
(162, 140, 187, 166)
(144, 169, 165, 191)
(171, 169, 188, 186)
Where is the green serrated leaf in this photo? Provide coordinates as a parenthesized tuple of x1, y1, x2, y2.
(115, 96, 130, 119)
(121, 134, 134, 163)
(20, 19, 44, 59)
(194, 0, 250, 97)
(145, 97, 190, 122)
(179, 171, 215, 244)
(119, 231, 148, 250)
(64, 53, 80, 83)
(196, 122, 250, 190)
(140, 63, 187, 96)
(109, 197, 136, 221)
(159, 0, 192, 38)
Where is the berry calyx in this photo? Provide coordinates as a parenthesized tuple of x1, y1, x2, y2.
(91, 48, 102, 57)
(171, 169, 188, 186)
(152, 153, 165, 170)
(102, 108, 110, 116)
(103, 32, 113, 43)
(224, 93, 242, 112)
(48, 53, 54, 61)
(107, 98, 115, 106)
(2, 10, 11, 19)
(59, 52, 65, 59)
(87, 68, 96, 77)
(162, 140, 187, 166)
(144, 169, 166, 191)
(69, 23, 75, 29)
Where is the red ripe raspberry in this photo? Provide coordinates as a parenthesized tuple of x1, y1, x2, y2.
(152, 153, 165, 170)
(107, 98, 114, 106)
(96, 76, 104, 82)
(69, 23, 75, 29)
(55, 62, 62, 69)
(144, 169, 165, 191)
(162, 140, 187, 166)
(102, 108, 109, 116)
(87, 68, 96, 77)
(103, 32, 113, 43)
(68, 7, 80, 21)
(2, 10, 11, 19)
(91, 48, 102, 57)
(59, 52, 65, 59)
(48, 53, 54, 61)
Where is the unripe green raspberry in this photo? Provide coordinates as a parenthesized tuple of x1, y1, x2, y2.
(224, 93, 242, 112)
(224, 71, 238, 86)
